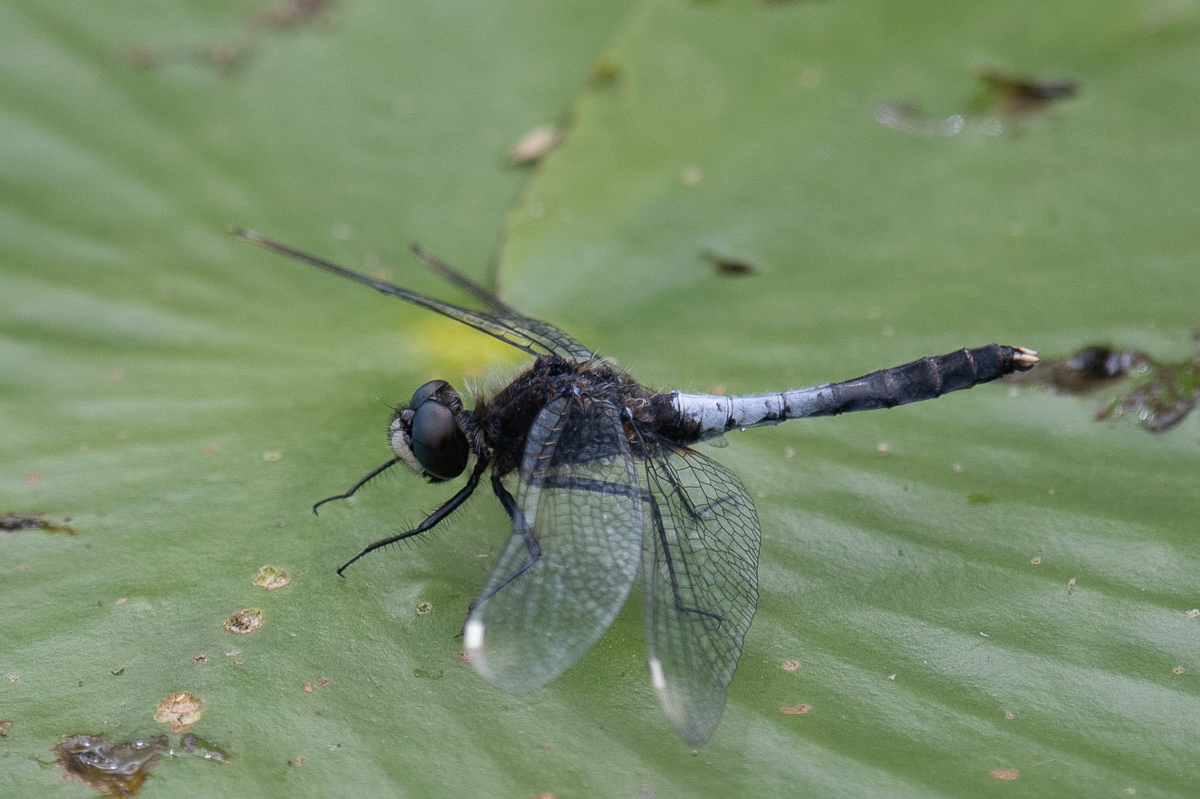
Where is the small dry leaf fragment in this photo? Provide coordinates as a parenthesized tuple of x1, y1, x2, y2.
(252, 565, 291, 591)
(224, 609, 264, 635)
(1067, 577, 1077, 595)
(508, 125, 561, 165)
(1030, 556, 1042, 565)
(1173, 666, 1185, 675)
(193, 654, 209, 664)
(154, 692, 204, 733)
(303, 682, 314, 693)
(779, 703, 812, 715)
(111, 667, 124, 676)
(781, 660, 801, 673)
(1187, 609, 1199, 619)
(990, 769, 1020, 781)
(703, 251, 758, 276)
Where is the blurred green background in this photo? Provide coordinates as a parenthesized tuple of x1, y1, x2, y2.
(2, 0, 1199, 796)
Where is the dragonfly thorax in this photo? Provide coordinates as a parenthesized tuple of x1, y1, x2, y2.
(389, 379, 470, 482)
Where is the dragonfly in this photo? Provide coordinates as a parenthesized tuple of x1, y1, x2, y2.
(233, 228, 1038, 745)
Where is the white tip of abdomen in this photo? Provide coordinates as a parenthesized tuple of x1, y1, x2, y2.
(649, 657, 666, 690)
(464, 618, 485, 651)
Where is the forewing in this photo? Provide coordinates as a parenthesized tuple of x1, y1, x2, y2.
(465, 393, 643, 691)
(234, 229, 594, 360)
(640, 443, 760, 745)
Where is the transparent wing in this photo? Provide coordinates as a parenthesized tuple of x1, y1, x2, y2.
(465, 393, 644, 691)
(234, 229, 594, 360)
(640, 442, 760, 745)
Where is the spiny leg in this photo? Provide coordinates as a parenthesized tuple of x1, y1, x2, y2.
(312, 457, 403, 515)
(336, 456, 489, 576)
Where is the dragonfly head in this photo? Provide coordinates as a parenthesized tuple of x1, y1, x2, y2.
(389, 379, 470, 482)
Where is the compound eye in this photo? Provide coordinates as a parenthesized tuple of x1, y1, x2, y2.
(410, 400, 469, 480)
(409, 379, 449, 409)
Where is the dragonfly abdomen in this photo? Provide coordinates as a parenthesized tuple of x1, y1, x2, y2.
(670, 344, 1038, 441)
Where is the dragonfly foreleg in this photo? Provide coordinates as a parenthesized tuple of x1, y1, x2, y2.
(335, 455, 490, 575)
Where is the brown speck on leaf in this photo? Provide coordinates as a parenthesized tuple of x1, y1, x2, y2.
(55, 733, 167, 797)
(303, 682, 314, 693)
(457, 651, 471, 663)
(317, 678, 331, 687)
(990, 769, 1020, 781)
(193, 654, 209, 664)
(154, 692, 204, 733)
(1173, 666, 1185, 675)
(415, 601, 432, 615)
(590, 58, 621, 88)
(22, 473, 42, 484)
(877, 442, 889, 452)
(780, 704, 812, 715)
(9, 675, 18, 682)
(0, 719, 11, 739)
(291, 755, 307, 766)
(257, 0, 333, 30)
(125, 45, 164, 69)
(781, 660, 801, 673)
(1030, 556, 1042, 565)
(252, 565, 291, 591)
(202, 443, 220, 454)
(224, 609, 264, 634)
(533, 793, 555, 799)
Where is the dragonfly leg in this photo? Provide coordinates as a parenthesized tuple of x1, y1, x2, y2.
(312, 457, 403, 515)
(335, 455, 490, 575)
(472, 473, 543, 603)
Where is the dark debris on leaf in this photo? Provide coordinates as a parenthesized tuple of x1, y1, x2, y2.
(1011, 342, 1200, 433)
(54, 734, 167, 798)
(973, 69, 1078, 115)
(0, 512, 74, 534)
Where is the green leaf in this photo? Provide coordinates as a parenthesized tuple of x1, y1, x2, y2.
(3, 0, 1200, 797)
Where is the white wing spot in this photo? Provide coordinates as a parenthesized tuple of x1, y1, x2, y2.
(464, 619, 485, 651)
(649, 658, 666, 690)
